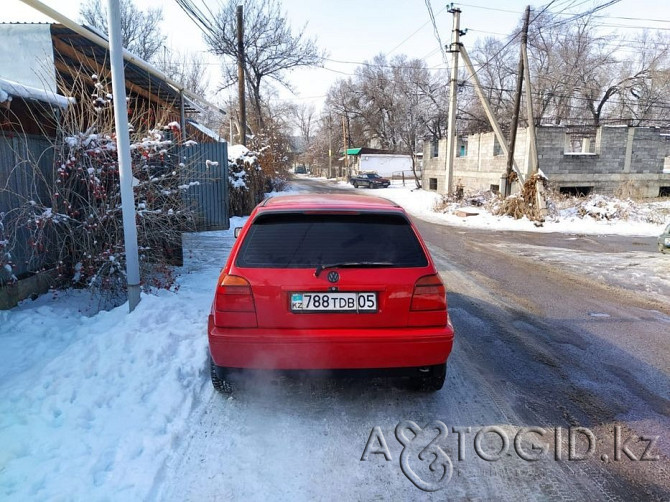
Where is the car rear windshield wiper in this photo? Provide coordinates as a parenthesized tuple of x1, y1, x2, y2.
(315, 262, 394, 277)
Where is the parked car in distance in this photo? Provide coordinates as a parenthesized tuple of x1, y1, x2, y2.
(659, 224, 670, 253)
(350, 172, 391, 189)
(208, 193, 454, 393)
(294, 165, 307, 174)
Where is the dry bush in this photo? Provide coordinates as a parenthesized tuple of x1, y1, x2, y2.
(226, 118, 292, 216)
(493, 173, 549, 222)
(0, 71, 199, 304)
(614, 180, 643, 200)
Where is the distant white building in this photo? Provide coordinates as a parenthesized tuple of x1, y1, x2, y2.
(347, 148, 413, 177)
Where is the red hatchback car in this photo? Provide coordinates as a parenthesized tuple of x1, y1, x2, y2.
(208, 193, 454, 392)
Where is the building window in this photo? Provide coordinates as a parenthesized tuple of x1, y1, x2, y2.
(431, 139, 439, 158)
(457, 137, 468, 157)
(493, 136, 503, 156)
(564, 127, 598, 155)
(429, 178, 438, 190)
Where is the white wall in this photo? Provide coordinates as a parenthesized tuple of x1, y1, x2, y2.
(360, 154, 412, 176)
(0, 25, 56, 91)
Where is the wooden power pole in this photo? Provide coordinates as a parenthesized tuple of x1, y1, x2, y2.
(236, 5, 246, 146)
(328, 113, 333, 178)
(342, 116, 348, 179)
(505, 5, 531, 197)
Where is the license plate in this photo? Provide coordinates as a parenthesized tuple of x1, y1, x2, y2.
(290, 292, 377, 312)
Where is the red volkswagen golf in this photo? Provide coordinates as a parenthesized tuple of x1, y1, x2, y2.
(208, 193, 454, 392)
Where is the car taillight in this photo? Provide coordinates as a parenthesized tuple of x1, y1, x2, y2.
(213, 273, 257, 328)
(410, 274, 446, 311)
(216, 274, 255, 312)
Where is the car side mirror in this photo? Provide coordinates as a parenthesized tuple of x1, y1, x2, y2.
(234, 227, 242, 238)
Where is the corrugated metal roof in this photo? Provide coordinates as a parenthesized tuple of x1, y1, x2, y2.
(187, 119, 223, 142)
(50, 24, 199, 113)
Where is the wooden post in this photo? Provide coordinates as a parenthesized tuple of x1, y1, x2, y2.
(505, 5, 531, 196)
(460, 46, 523, 182)
(236, 5, 246, 146)
(342, 115, 348, 178)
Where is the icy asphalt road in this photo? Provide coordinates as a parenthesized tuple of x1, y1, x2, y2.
(157, 178, 670, 501)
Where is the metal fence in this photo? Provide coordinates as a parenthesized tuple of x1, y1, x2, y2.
(180, 141, 229, 231)
(0, 132, 55, 280)
(0, 133, 229, 288)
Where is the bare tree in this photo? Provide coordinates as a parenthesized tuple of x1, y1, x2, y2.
(200, 0, 323, 129)
(156, 48, 210, 97)
(324, 54, 442, 186)
(290, 103, 315, 145)
(79, 0, 165, 62)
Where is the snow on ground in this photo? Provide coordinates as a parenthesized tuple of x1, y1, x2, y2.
(319, 176, 669, 303)
(0, 178, 667, 500)
(0, 217, 246, 501)
(331, 179, 670, 237)
(493, 242, 670, 301)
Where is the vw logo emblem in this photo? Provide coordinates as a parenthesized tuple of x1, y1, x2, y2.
(327, 271, 340, 283)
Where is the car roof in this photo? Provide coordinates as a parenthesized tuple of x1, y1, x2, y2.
(260, 193, 401, 211)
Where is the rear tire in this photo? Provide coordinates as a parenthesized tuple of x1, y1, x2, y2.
(210, 356, 234, 394)
(353, 181, 358, 188)
(412, 363, 446, 392)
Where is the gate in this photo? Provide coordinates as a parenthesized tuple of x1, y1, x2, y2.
(180, 141, 229, 231)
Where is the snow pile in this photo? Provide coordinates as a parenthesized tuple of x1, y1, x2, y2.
(228, 144, 258, 166)
(333, 179, 668, 236)
(0, 218, 246, 500)
(561, 194, 667, 225)
(0, 77, 75, 108)
(227, 144, 261, 194)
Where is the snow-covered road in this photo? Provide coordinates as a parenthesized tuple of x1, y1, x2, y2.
(1, 180, 669, 500)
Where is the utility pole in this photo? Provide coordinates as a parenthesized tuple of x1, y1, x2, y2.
(328, 113, 332, 178)
(342, 115, 348, 178)
(236, 5, 246, 146)
(445, 7, 462, 195)
(459, 45, 522, 182)
(107, 0, 140, 312)
(521, 17, 539, 175)
(505, 5, 531, 197)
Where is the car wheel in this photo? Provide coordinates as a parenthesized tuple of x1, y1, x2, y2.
(210, 356, 234, 394)
(368, 182, 373, 189)
(412, 363, 446, 392)
(353, 182, 358, 188)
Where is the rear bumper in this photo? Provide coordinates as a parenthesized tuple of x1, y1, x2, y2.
(208, 317, 454, 370)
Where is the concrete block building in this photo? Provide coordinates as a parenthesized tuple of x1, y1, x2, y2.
(422, 126, 670, 197)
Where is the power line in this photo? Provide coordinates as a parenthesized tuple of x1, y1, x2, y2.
(387, 5, 448, 56)
(424, 0, 448, 64)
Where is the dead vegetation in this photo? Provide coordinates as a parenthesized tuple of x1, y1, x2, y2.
(492, 173, 549, 223)
(0, 72, 199, 305)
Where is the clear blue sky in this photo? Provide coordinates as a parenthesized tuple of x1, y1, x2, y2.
(4, 0, 670, 109)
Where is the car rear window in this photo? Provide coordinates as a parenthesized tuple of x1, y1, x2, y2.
(236, 212, 428, 268)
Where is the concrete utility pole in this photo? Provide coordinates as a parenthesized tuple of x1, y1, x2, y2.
(505, 5, 531, 197)
(107, 0, 140, 312)
(445, 7, 462, 195)
(236, 5, 247, 146)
